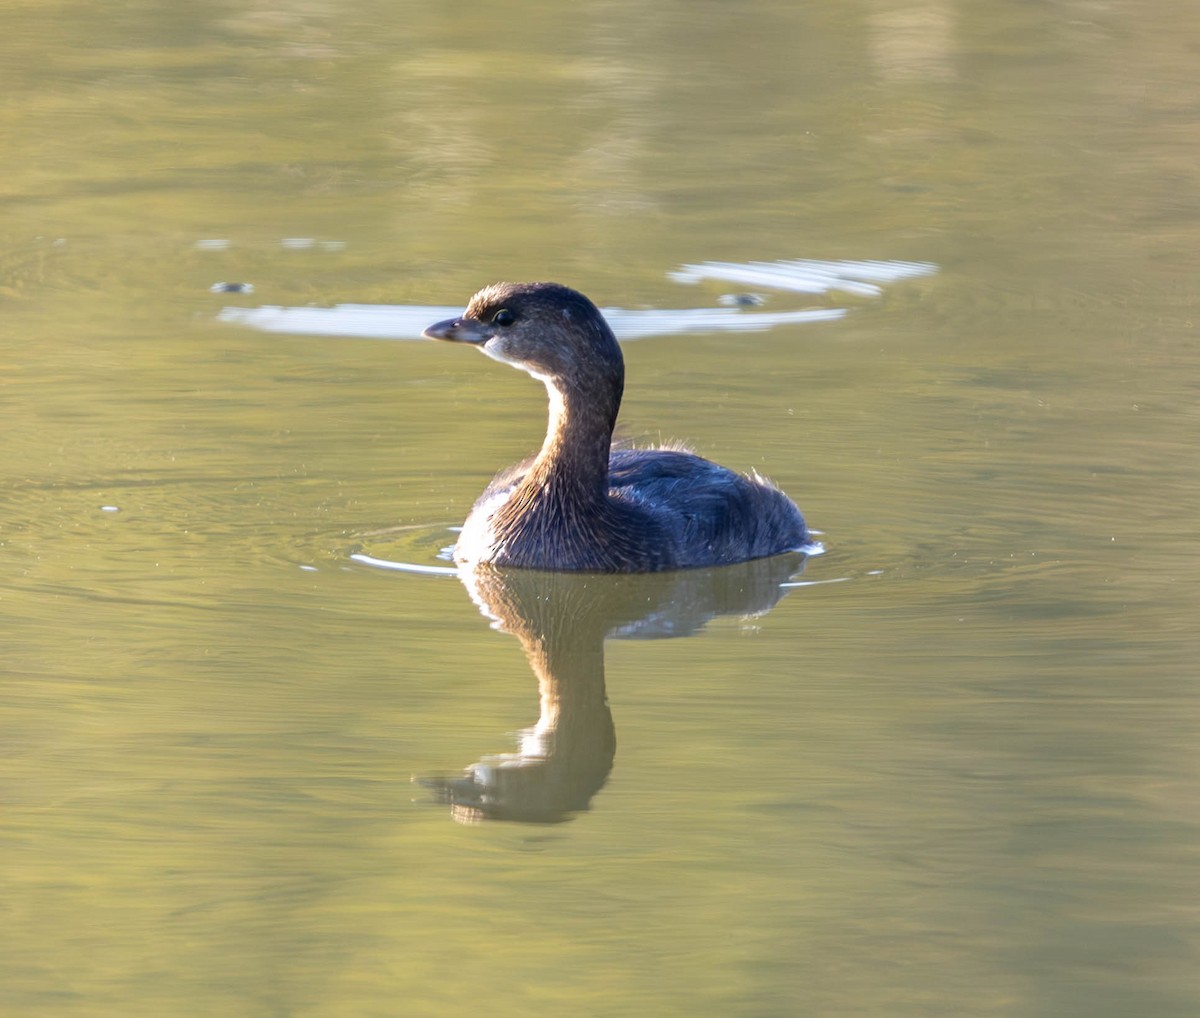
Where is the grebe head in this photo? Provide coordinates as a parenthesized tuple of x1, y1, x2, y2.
(423, 281, 622, 389)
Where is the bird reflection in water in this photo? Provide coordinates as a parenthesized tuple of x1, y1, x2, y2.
(417, 552, 808, 824)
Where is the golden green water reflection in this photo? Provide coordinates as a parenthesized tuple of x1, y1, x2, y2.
(2, 1, 1198, 1015)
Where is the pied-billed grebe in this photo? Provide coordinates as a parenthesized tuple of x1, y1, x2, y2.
(424, 282, 807, 572)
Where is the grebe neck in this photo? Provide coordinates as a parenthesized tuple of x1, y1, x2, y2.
(524, 374, 621, 502)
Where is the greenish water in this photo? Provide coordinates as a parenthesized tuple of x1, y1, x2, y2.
(3, 2, 1198, 1015)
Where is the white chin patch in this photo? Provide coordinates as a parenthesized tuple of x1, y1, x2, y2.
(481, 338, 542, 378)
(479, 339, 513, 365)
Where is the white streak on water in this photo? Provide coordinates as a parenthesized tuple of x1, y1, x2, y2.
(669, 258, 938, 297)
(349, 553, 458, 577)
(217, 303, 846, 341)
(216, 258, 936, 342)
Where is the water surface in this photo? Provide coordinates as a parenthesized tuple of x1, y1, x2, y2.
(2, 2, 1198, 1015)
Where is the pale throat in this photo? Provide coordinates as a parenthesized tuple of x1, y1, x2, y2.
(531, 376, 616, 494)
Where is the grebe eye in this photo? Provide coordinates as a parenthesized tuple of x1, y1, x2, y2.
(492, 308, 515, 326)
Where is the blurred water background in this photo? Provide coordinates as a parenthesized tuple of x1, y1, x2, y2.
(2, 2, 1198, 1015)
